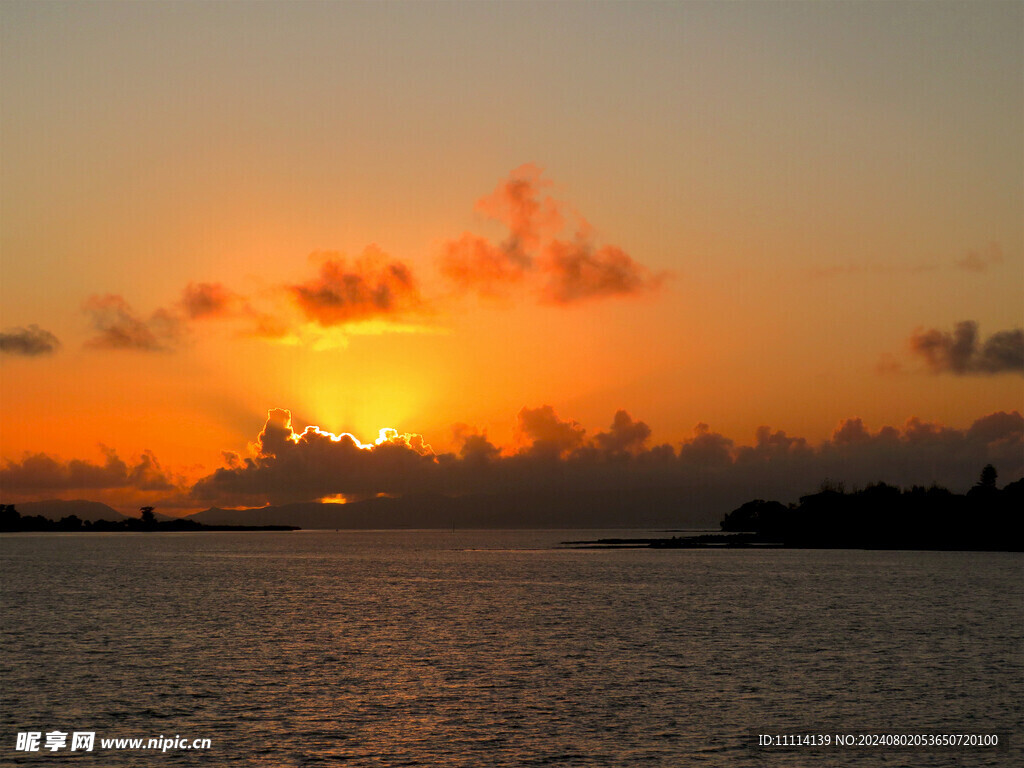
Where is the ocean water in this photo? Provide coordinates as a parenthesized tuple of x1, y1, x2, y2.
(1, 530, 1021, 766)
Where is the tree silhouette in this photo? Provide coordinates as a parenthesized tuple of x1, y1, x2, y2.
(139, 506, 156, 526)
(1, 504, 20, 530)
(978, 464, 997, 490)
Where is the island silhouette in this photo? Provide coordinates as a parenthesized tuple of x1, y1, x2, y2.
(0, 504, 297, 532)
(565, 466, 1023, 552)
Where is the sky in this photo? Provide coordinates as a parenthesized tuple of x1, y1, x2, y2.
(1, 1, 1021, 517)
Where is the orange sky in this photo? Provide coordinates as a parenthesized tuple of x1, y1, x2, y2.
(1, 2, 1021, 513)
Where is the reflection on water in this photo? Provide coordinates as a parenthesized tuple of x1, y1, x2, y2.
(1, 530, 1021, 766)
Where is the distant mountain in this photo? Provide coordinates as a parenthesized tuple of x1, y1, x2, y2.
(189, 488, 722, 529)
(13, 499, 129, 522)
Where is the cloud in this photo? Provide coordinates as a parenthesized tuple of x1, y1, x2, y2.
(291, 248, 423, 327)
(438, 165, 553, 296)
(677, 423, 734, 467)
(0, 447, 179, 494)
(82, 285, 290, 351)
(542, 240, 665, 304)
(439, 233, 529, 296)
(909, 321, 1024, 375)
(592, 410, 651, 454)
(475, 163, 563, 255)
(441, 165, 665, 304)
(810, 243, 1008, 280)
(515, 405, 587, 457)
(78, 247, 430, 353)
(83, 294, 181, 352)
(190, 408, 443, 505)
(72, 167, 662, 350)
(954, 242, 1004, 273)
(734, 426, 811, 464)
(967, 411, 1024, 450)
(180, 282, 240, 319)
(182, 405, 1024, 523)
(0, 324, 60, 356)
(452, 424, 501, 464)
(178, 284, 293, 341)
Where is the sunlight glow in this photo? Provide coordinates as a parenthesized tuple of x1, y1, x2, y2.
(293, 424, 375, 450)
(319, 493, 353, 504)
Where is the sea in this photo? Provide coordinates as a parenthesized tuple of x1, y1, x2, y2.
(1, 530, 1021, 766)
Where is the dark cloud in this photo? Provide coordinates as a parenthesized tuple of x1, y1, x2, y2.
(185, 406, 1024, 522)
(291, 249, 422, 326)
(452, 424, 501, 464)
(515, 405, 587, 457)
(180, 282, 239, 319)
(734, 427, 811, 464)
(83, 294, 181, 352)
(966, 410, 1024, 446)
(592, 410, 651, 454)
(677, 423, 734, 467)
(542, 240, 665, 304)
(10, 409, 1014, 523)
(190, 409, 441, 505)
(980, 329, 1024, 372)
(441, 165, 665, 304)
(0, 324, 60, 356)
(1, 447, 179, 493)
(909, 321, 1024, 375)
